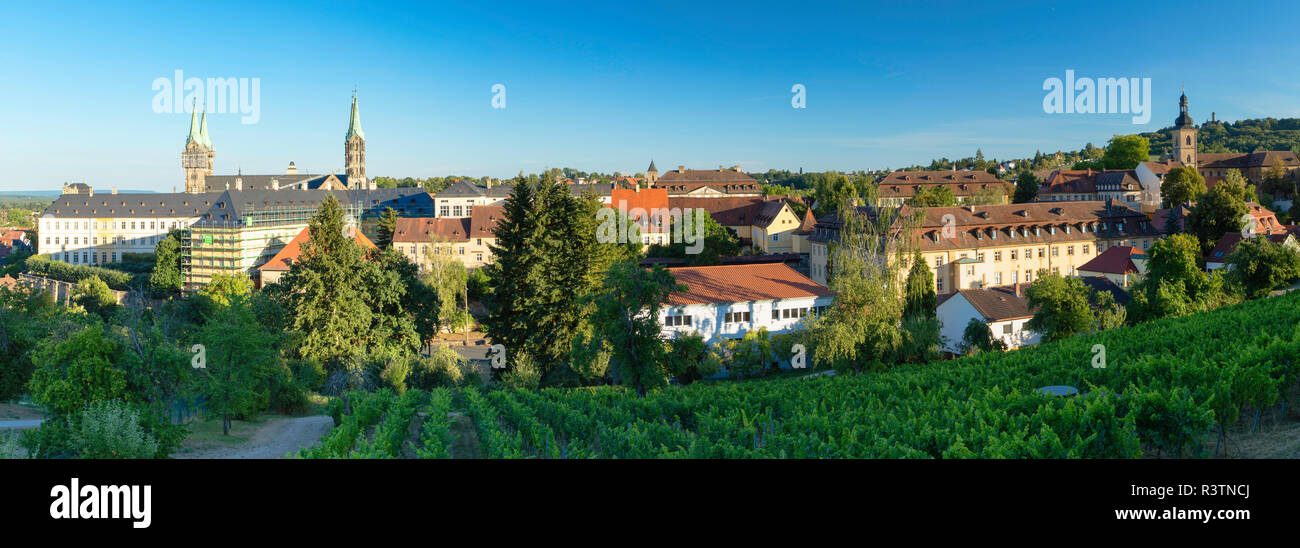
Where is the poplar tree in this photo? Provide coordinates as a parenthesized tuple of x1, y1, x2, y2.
(903, 250, 936, 320)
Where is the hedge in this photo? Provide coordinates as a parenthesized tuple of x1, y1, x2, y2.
(23, 253, 143, 290)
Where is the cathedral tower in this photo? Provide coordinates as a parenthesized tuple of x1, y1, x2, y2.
(182, 100, 214, 194)
(1171, 90, 1197, 167)
(344, 93, 369, 189)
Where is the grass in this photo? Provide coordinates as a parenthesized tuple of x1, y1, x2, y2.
(184, 416, 264, 445)
(0, 430, 26, 458)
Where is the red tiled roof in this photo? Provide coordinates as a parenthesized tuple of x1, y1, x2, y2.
(1198, 151, 1300, 170)
(1141, 160, 1186, 176)
(469, 205, 505, 239)
(796, 207, 817, 234)
(656, 167, 756, 185)
(1078, 245, 1142, 275)
(956, 285, 1036, 321)
(1039, 169, 1140, 196)
(1151, 204, 1192, 233)
(668, 196, 792, 227)
(902, 201, 1157, 252)
(665, 263, 833, 306)
(610, 188, 669, 216)
(393, 217, 471, 244)
(0, 230, 25, 245)
(1206, 227, 1300, 264)
(878, 170, 1010, 199)
(259, 226, 377, 271)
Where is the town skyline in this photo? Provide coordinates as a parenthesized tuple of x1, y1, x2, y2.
(4, 0, 1300, 192)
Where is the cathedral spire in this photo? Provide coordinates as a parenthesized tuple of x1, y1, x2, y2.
(199, 102, 212, 148)
(185, 98, 201, 146)
(346, 92, 364, 142)
(344, 92, 368, 188)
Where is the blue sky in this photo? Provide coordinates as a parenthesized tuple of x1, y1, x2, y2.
(3, 0, 1300, 192)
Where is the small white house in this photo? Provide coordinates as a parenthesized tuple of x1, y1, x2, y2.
(937, 284, 1040, 354)
(657, 263, 835, 343)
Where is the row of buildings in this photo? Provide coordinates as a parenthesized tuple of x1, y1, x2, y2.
(31, 91, 1300, 364)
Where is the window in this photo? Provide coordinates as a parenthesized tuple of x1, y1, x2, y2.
(1010, 250, 1017, 260)
(783, 309, 793, 319)
(1067, 246, 1074, 256)
(452, 205, 463, 216)
(1037, 248, 1045, 258)
(772, 234, 779, 242)
(994, 251, 1002, 262)
(1025, 270, 1033, 282)
(1051, 247, 1059, 257)
(772, 309, 781, 320)
(724, 311, 752, 324)
(1082, 245, 1090, 255)
(937, 279, 944, 292)
(439, 205, 449, 216)
(935, 256, 944, 268)
(665, 315, 692, 327)
(1002, 324, 1012, 334)
(994, 272, 1002, 285)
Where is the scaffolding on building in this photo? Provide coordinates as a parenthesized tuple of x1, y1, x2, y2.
(181, 202, 364, 291)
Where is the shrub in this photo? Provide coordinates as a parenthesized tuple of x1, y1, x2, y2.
(380, 360, 411, 394)
(501, 352, 540, 391)
(409, 346, 473, 389)
(68, 400, 160, 459)
(268, 364, 312, 415)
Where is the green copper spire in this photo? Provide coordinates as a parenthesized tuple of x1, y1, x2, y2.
(345, 92, 364, 141)
(199, 103, 212, 148)
(185, 98, 201, 147)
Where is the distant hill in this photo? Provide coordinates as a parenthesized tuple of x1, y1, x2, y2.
(0, 191, 61, 198)
(1141, 118, 1300, 156)
(0, 189, 159, 199)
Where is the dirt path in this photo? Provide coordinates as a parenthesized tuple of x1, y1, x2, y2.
(0, 403, 43, 421)
(176, 416, 334, 459)
(447, 412, 483, 459)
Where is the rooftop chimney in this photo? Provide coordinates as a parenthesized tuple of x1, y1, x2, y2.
(678, 165, 685, 173)
(1015, 282, 1022, 297)
(111, 187, 118, 195)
